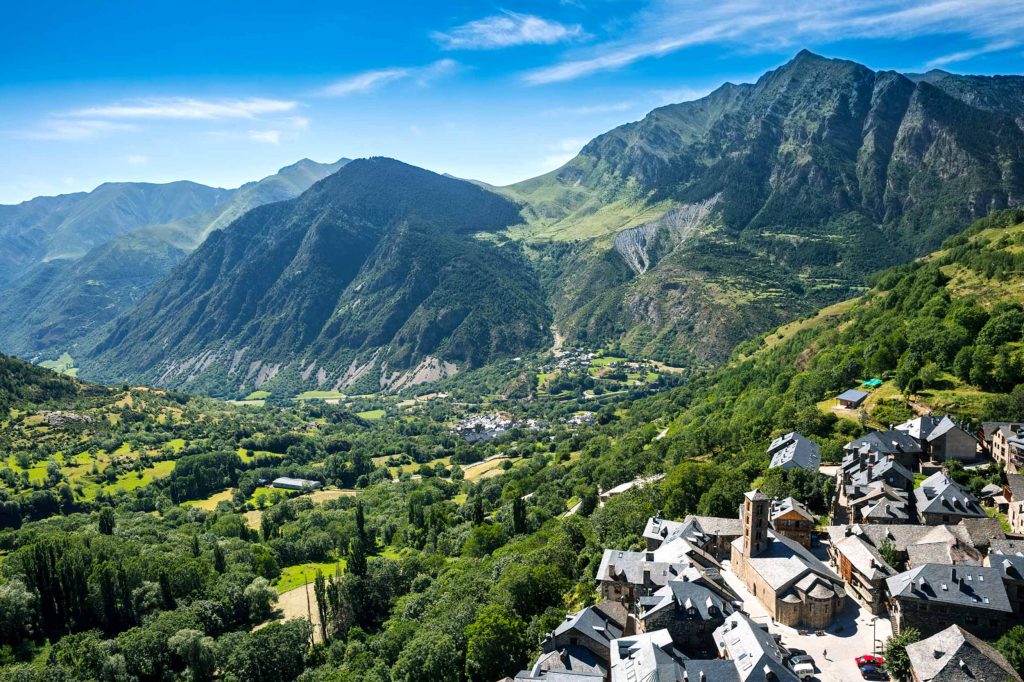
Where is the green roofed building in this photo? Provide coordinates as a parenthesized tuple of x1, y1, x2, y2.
(862, 378, 883, 388)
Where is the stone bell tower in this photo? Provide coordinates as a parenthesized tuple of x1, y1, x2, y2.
(742, 489, 770, 557)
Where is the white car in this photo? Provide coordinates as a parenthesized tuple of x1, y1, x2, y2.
(789, 654, 816, 680)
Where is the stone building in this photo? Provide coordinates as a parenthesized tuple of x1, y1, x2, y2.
(637, 580, 730, 658)
(730, 490, 846, 629)
(886, 564, 1013, 639)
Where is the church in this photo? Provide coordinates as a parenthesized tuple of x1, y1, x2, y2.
(730, 490, 846, 628)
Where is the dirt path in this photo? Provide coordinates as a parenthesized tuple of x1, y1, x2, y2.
(550, 325, 565, 354)
(276, 583, 323, 643)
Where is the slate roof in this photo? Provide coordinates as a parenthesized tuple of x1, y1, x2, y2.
(989, 551, 1024, 582)
(957, 517, 1005, 551)
(981, 422, 1024, 444)
(848, 430, 924, 456)
(906, 624, 1023, 682)
(596, 549, 688, 589)
(861, 498, 910, 522)
(767, 432, 821, 471)
(991, 538, 1024, 555)
(551, 604, 624, 654)
(609, 630, 687, 682)
(828, 523, 990, 555)
(515, 649, 606, 680)
(770, 497, 815, 523)
(685, 515, 744, 537)
(832, 534, 895, 581)
(886, 564, 1012, 613)
(713, 612, 799, 681)
(733, 530, 843, 599)
(1007, 473, 1024, 502)
(896, 414, 946, 441)
(915, 472, 986, 520)
(640, 579, 731, 623)
(837, 389, 869, 405)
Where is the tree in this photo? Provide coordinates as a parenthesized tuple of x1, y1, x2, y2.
(883, 627, 921, 681)
(465, 604, 530, 681)
(213, 543, 226, 574)
(511, 497, 527, 535)
(996, 626, 1024, 678)
(223, 620, 310, 682)
(169, 628, 216, 682)
(392, 630, 460, 682)
(663, 462, 721, 517)
(348, 537, 368, 578)
(697, 472, 748, 518)
(0, 579, 36, 645)
(462, 523, 507, 558)
(243, 577, 278, 623)
(98, 507, 115, 535)
(878, 537, 900, 570)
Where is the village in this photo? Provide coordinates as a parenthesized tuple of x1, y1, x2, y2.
(503, 387, 1024, 682)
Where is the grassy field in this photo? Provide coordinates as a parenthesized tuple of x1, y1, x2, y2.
(296, 390, 347, 400)
(274, 560, 346, 593)
(181, 488, 235, 511)
(38, 352, 78, 377)
(244, 390, 271, 400)
(356, 409, 385, 420)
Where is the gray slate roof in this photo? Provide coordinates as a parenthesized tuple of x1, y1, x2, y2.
(886, 564, 1012, 613)
(713, 612, 799, 681)
(837, 389, 869, 404)
(848, 430, 923, 456)
(914, 472, 986, 520)
(640, 579, 730, 623)
(770, 497, 815, 523)
(767, 432, 821, 471)
(906, 624, 1023, 682)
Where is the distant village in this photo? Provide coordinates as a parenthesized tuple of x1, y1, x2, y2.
(453, 411, 596, 443)
(503, 386, 1024, 682)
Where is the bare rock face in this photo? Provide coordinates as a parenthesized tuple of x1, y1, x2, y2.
(613, 196, 719, 274)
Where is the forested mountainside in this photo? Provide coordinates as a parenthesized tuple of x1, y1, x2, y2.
(0, 181, 232, 285)
(3, 209, 1024, 681)
(0, 159, 346, 360)
(508, 51, 1024, 365)
(84, 158, 551, 396)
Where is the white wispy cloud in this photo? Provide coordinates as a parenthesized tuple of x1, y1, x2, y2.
(73, 97, 298, 120)
(541, 101, 637, 117)
(523, 0, 1024, 85)
(248, 130, 282, 145)
(320, 59, 458, 96)
(124, 154, 149, 166)
(24, 119, 139, 141)
(434, 11, 584, 50)
(541, 137, 589, 168)
(924, 39, 1019, 69)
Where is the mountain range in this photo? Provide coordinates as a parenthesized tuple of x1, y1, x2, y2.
(4, 50, 1024, 397)
(0, 158, 347, 359)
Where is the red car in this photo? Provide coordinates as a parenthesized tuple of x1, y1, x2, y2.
(856, 655, 885, 667)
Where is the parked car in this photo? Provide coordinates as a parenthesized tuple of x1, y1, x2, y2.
(789, 654, 815, 680)
(855, 655, 885, 668)
(861, 665, 888, 680)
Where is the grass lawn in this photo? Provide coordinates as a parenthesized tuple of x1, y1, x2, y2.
(248, 486, 294, 506)
(274, 560, 346, 593)
(356, 409, 386, 420)
(237, 448, 283, 463)
(244, 390, 271, 400)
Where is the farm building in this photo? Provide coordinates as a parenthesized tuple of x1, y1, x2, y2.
(836, 388, 868, 409)
(271, 477, 322, 491)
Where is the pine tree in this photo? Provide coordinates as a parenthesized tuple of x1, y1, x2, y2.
(213, 542, 226, 573)
(98, 507, 115, 535)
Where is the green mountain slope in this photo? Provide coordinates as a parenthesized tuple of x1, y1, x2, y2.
(0, 352, 81, 418)
(0, 181, 232, 284)
(84, 158, 550, 396)
(652, 207, 1024, 461)
(0, 159, 347, 360)
(506, 51, 1024, 366)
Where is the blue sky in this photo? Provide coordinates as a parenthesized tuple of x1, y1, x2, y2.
(2, 0, 1023, 204)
